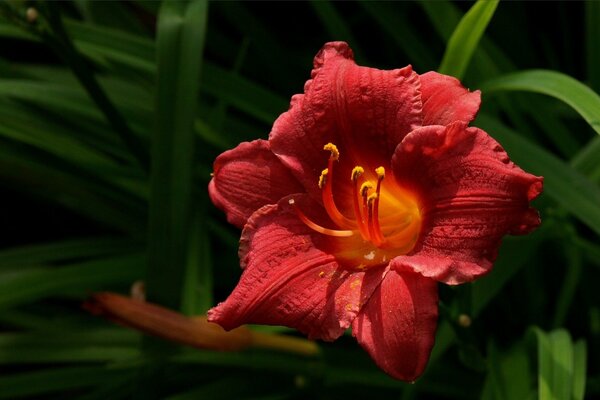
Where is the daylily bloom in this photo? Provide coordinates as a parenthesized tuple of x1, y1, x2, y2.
(208, 42, 543, 381)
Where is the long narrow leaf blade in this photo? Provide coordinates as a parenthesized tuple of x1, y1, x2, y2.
(147, 0, 208, 310)
(481, 70, 600, 137)
(438, 0, 499, 79)
(481, 70, 600, 178)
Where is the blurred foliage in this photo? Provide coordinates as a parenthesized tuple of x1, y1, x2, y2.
(0, 0, 598, 399)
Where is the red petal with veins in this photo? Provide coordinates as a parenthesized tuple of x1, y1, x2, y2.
(208, 140, 304, 229)
(270, 42, 423, 211)
(352, 270, 438, 382)
(420, 71, 481, 126)
(208, 195, 387, 341)
(391, 122, 543, 285)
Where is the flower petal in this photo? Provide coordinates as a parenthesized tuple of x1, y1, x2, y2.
(270, 42, 422, 208)
(352, 270, 438, 382)
(208, 140, 304, 229)
(420, 71, 481, 126)
(391, 122, 543, 285)
(208, 195, 387, 341)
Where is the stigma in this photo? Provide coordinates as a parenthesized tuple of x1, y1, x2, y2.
(290, 143, 421, 256)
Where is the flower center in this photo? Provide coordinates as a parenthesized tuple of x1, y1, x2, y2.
(290, 143, 422, 267)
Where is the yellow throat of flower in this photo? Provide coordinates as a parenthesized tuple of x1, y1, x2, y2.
(290, 142, 422, 268)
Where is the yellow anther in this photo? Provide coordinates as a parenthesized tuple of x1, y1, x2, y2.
(375, 166, 385, 180)
(360, 182, 373, 196)
(318, 168, 328, 189)
(367, 193, 379, 204)
(323, 143, 339, 160)
(351, 166, 364, 181)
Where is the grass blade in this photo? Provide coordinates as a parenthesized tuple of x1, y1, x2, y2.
(146, 0, 208, 310)
(38, 3, 149, 171)
(481, 70, 600, 178)
(481, 70, 600, 137)
(181, 207, 213, 315)
(0, 366, 136, 399)
(532, 328, 553, 400)
(571, 136, 600, 181)
(549, 330, 574, 400)
(0, 236, 143, 268)
(481, 341, 534, 400)
(471, 232, 547, 318)
(572, 340, 587, 400)
(529, 328, 586, 400)
(553, 246, 583, 328)
(438, 0, 499, 79)
(0, 254, 144, 310)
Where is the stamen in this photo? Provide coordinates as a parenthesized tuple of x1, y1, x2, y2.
(289, 199, 353, 237)
(323, 143, 339, 160)
(371, 166, 386, 246)
(351, 165, 370, 241)
(320, 143, 354, 229)
(360, 182, 373, 197)
(359, 181, 374, 239)
(367, 193, 384, 247)
(351, 166, 364, 181)
(318, 168, 328, 189)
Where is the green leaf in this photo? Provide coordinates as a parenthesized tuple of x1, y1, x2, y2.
(571, 136, 600, 182)
(0, 366, 137, 399)
(553, 245, 583, 328)
(481, 341, 534, 400)
(529, 328, 587, 400)
(74, 0, 146, 35)
(418, 1, 460, 40)
(480, 70, 600, 177)
(37, 3, 149, 171)
(147, 0, 208, 311)
(572, 341, 587, 400)
(481, 70, 600, 137)
(0, 236, 143, 269)
(0, 334, 141, 365)
(438, 0, 499, 79)
(471, 232, 546, 318)
(68, 18, 286, 126)
(477, 114, 600, 237)
(181, 208, 213, 315)
(524, 95, 582, 159)
(201, 63, 287, 124)
(572, 236, 600, 269)
(65, 18, 155, 74)
(549, 330, 574, 400)
(0, 254, 144, 310)
(0, 141, 144, 232)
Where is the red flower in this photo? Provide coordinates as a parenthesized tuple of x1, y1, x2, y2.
(207, 42, 543, 381)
